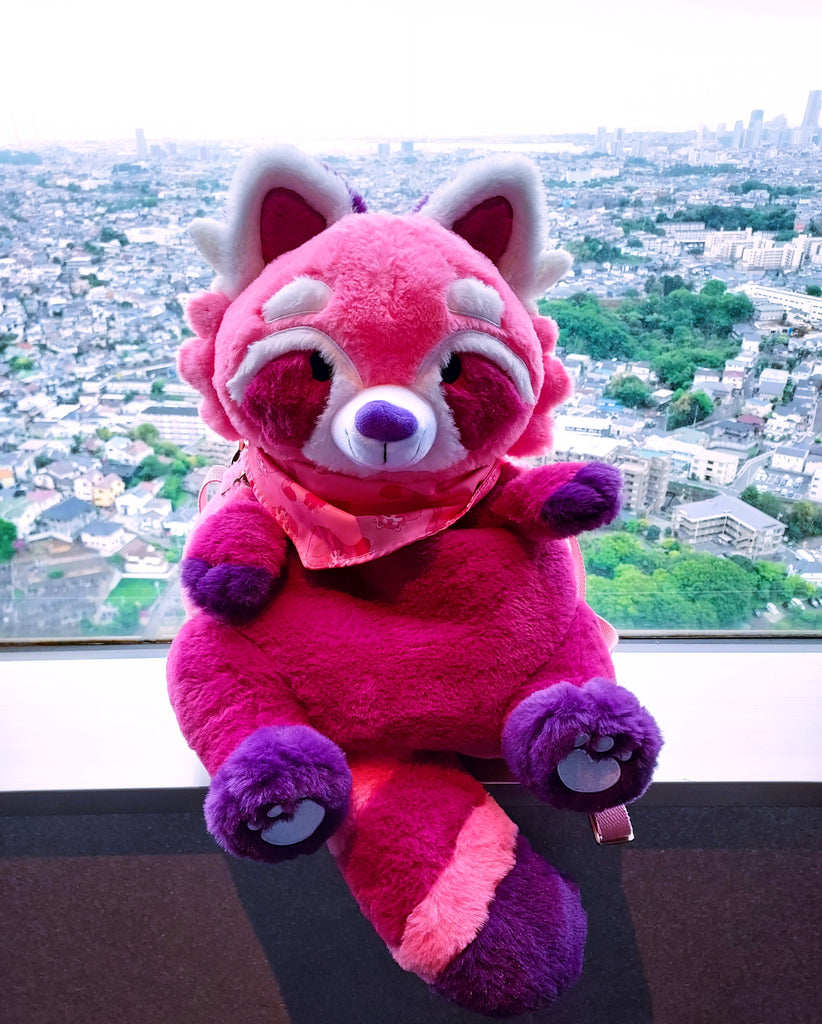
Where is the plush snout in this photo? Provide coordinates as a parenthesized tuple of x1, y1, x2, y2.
(331, 385, 437, 470)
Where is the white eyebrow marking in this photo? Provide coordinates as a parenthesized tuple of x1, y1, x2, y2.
(262, 277, 332, 323)
(420, 330, 535, 404)
(446, 278, 505, 327)
(227, 326, 357, 404)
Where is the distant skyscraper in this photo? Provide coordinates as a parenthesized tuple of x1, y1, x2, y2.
(743, 109, 764, 149)
(595, 126, 608, 153)
(135, 128, 147, 160)
(613, 127, 624, 158)
(400, 140, 414, 155)
(732, 120, 744, 149)
(802, 90, 821, 128)
(377, 142, 390, 160)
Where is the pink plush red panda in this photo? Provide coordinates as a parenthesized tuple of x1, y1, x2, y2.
(167, 146, 662, 1017)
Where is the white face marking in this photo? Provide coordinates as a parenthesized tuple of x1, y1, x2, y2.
(420, 330, 535, 404)
(226, 326, 357, 404)
(446, 278, 505, 327)
(262, 277, 332, 323)
(330, 385, 438, 471)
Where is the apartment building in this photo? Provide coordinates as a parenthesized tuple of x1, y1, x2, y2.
(672, 495, 785, 557)
(771, 446, 808, 473)
(690, 448, 739, 486)
(809, 463, 822, 503)
(617, 450, 671, 514)
(135, 405, 206, 447)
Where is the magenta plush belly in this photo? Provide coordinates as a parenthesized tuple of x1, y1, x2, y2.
(171, 524, 615, 764)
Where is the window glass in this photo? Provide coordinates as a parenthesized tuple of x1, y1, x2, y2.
(2, 2, 821, 639)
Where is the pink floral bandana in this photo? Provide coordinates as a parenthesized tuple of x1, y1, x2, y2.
(238, 445, 502, 569)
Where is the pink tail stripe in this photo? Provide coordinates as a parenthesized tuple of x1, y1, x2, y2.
(392, 795, 518, 982)
(327, 759, 398, 859)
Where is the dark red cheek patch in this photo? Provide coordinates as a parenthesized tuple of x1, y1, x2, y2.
(243, 352, 331, 448)
(442, 354, 528, 451)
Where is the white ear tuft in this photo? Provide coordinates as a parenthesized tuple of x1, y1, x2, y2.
(418, 154, 548, 303)
(190, 145, 359, 299)
(536, 249, 573, 293)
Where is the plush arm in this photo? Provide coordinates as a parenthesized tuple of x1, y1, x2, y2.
(500, 601, 662, 813)
(168, 617, 351, 863)
(490, 461, 621, 539)
(181, 489, 288, 622)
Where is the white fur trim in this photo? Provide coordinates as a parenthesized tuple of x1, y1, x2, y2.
(420, 330, 535, 405)
(536, 249, 573, 293)
(190, 146, 356, 299)
(227, 326, 358, 404)
(446, 278, 504, 326)
(419, 154, 547, 302)
(262, 277, 332, 323)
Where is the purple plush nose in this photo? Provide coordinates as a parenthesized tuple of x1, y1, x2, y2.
(354, 401, 418, 443)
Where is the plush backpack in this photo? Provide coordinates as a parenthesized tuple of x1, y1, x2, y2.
(167, 146, 662, 1017)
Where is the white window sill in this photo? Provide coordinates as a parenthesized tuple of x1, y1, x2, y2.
(0, 640, 820, 792)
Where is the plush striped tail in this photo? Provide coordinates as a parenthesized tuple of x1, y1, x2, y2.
(329, 755, 586, 1016)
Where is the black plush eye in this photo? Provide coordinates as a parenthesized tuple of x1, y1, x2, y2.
(440, 353, 462, 384)
(309, 350, 333, 382)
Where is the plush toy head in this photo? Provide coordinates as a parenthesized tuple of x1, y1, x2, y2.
(179, 147, 572, 482)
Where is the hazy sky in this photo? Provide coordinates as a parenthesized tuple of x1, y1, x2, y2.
(4, 0, 821, 147)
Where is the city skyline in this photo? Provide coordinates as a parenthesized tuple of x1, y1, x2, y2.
(4, 0, 821, 147)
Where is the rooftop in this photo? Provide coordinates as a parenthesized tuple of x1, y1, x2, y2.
(674, 494, 782, 530)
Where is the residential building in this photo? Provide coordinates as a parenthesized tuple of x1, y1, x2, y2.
(80, 521, 130, 557)
(135, 405, 206, 446)
(758, 368, 790, 398)
(92, 473, 126, 508)
(115, 480, 164, 517)
(120, 538, 170, 577)
(771, 446, 808, 473)
(38, 497, 95, 542)
(74, 470, 104, 502)
(691, 447, 739, 486)
(616, 450, 671, 513)
(671, 495, 785, 557)
(808, 463, 822, 503)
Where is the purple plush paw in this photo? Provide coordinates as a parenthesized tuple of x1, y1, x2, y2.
(541, 462, 622, 537)
(181, 556, 278, 622)
(204, 725, 352, 863)
(502, 678, 662, 813)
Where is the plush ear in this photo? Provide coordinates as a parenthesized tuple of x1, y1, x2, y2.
(417, 154, 570, 303)
(190, 146, 365, 299)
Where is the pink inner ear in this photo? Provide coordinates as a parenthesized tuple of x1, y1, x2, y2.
(452, 196, 514, 266)
(260, 187, 328, 265)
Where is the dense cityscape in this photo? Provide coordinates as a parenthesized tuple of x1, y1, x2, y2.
(2, 92, 822, 638)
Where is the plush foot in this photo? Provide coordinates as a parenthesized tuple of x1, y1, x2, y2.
(431, 836, 586, 1016)
(502, 678, 662, 812)
(541, 462, 622, 537)
(181, 557, 278, 623)
(204, 725, 351, 862)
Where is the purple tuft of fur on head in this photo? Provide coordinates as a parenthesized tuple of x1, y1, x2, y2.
(320, 162, 368, 213)
(348, 187, 368, 214)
